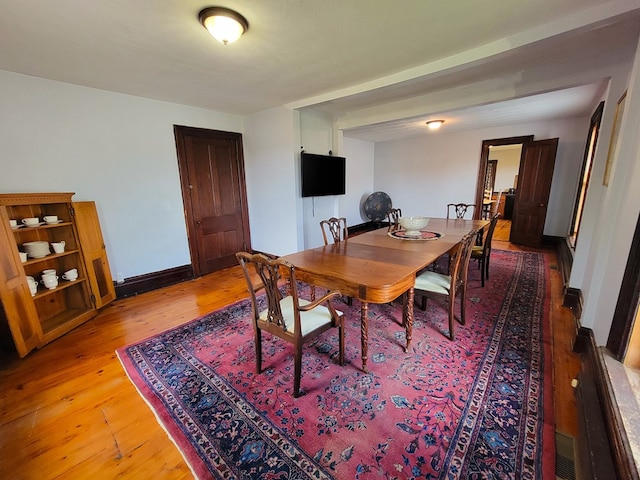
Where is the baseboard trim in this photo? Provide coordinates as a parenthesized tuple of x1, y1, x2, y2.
(348, 221, 388, 236)
(114, 265, 194, 298)
(575, 327, 617, 479)
(564, 287, 583, 322)
(557, 237, 573, 292)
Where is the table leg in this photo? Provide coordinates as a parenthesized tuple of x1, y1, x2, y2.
(403, 287, 414, 352)
(360, 301, 369, 373)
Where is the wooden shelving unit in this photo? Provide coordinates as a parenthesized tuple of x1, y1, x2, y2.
(0, 193, 116, 357)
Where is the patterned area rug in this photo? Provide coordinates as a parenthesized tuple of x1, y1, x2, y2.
(117, 250, 554, 479)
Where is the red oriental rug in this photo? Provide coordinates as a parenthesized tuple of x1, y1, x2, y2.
(117, 250, 555, 479)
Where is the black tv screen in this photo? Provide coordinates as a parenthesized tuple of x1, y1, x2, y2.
(301, 153, 346, 197)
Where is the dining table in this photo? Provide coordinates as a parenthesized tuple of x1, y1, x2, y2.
(281, 217, 488, 372)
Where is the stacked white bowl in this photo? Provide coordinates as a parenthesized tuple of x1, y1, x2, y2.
(22, 241, 50, 258)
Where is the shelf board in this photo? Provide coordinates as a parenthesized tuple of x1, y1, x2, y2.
(40, 308, 96, 342)
(33, 277, 87, 299)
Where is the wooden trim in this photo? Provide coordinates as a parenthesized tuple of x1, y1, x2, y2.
(564, 287, 583, 321)
(574, 327, 640, 480)
(607, 213, 640, 359)
(557, 237, 574, 292)
(575, 328, 616, 479)
(0, 192, 75, 205)
(114, 265, 194, 298)
(475, 136, 534, 220)
(347, 221, 387, 237)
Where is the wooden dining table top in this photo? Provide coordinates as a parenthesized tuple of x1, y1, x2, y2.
(282, 217, 488, 304)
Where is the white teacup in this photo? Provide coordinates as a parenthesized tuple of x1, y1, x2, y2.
(9, 219, 17, 228)
(42, 275, 59, 290)
(22, 217, 40, 226)
(43, 215, 58, 224)
(62, 268, 78, 281)
(42, 269, 56, 276)
(26, 276, 38, 296)
(19, 251, 27, 263)
(51, 241, 66, 253)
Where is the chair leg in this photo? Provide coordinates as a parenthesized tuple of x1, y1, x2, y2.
(293, 343, 303, 398)
(448, 294, 456, 340)
(255, 330, 263, 374)
(485, 255, 491, 280)
(459, 287, 467, 325)
(420, 295, 427, 311)
(338, 320, 345, 366)
(480, 257, 485, 287)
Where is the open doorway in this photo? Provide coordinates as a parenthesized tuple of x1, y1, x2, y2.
(475, 135, 533, 242)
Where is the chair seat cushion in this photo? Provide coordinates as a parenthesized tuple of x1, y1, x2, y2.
(259, 296, 342, 336)
(415, 271, 452, 295)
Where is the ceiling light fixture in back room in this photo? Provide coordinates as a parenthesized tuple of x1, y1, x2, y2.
(426, 120, 445, 130)
(199, 6, 249, 45)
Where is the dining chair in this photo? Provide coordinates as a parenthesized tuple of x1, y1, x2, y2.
(387, 208, 402, 228)
(493, 190, 504, 217)
(320, 217, 348, 244)
(414, 229, 478, 341)
(472, 212, 500, 287)
(236, 252, 345, 398)
(482, 189, 493, 219)
(319, 217, 352, 305)
(446, 203, 475, 219)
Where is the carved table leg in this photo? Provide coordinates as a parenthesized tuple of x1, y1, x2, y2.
(404, 287, 414, 352)
(360, 301, 369, 373)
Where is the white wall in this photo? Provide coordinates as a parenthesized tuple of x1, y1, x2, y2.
(490, 147, 521, 192)
(341, 138, 375, 225)
(242, 106, 299, 256)
(299, 110, 342, 248)
(373, 117, 589, 234)
(576, 37, 640, 344)
(0, 70, 242, 280)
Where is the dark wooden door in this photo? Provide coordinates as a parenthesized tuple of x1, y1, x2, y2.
(174, 126, 251, 277)
(510, 138, 558, 247)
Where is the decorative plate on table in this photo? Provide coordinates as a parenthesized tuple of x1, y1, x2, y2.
(363, 191, 392, 222)
(388, 230, 444, 241)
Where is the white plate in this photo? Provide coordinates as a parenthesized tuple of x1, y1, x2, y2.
(11, 224, 24, 230)
(23, 222, 45, 227)
(45, 220, 64, 225)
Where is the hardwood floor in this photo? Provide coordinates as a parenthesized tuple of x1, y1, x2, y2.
(0, 243, 580, 478)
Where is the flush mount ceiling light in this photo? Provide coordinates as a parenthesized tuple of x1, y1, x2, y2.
(199, 6, 249, 45)
(426, 120, 445, 130)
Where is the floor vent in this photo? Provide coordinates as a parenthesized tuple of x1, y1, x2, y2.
(556, 431, 577, 480)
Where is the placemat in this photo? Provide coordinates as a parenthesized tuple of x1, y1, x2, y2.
(388, 230, 444, 240)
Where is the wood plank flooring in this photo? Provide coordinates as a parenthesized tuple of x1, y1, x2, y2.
(0, 242, 580, 478)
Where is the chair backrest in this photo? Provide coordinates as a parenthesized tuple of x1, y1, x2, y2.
(320, 217, 348, 245)
(387, 208, 402, 226)
(492, 190, 503, 216)
(236, 252, 301, 339)
(447, 203, 475, 219)
(449, 229, 478, 291)
(482, 213, 500, 255)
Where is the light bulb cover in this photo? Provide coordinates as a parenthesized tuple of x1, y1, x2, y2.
(426, 120, 444, 130)
(199, 7, 249, 45)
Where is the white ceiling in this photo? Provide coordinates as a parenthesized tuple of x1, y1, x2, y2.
(1, 0, 639, 142)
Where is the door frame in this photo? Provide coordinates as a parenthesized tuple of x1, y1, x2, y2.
(474, 135, 534, 219)
(174, 125, 251, 277)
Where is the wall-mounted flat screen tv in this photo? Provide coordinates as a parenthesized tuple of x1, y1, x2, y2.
(301, 152, 346, 197)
